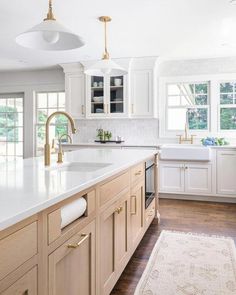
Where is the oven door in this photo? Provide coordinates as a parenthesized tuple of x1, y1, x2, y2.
(145, 159, 155, 208)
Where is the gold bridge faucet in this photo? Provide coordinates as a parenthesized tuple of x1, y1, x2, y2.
(44, 111, 76, 166)
(177, 123, 196, 144)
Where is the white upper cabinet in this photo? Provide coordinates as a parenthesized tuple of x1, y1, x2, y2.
(130, 57, 158, 118)
(61, 63, 85, 119)
(61, 57, 158, 119)
(217, 150, 236, 196)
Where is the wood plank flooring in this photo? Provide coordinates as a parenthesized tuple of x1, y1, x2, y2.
(111, 198, 236, 295)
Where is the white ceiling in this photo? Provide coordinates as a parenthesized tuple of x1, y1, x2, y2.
(1, 0, 236, 71)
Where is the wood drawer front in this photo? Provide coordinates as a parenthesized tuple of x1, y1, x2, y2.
(48, 190, 96, 245)
(131, 163, 145, 184)
(145, 199, 155, 228)
(1, 266, 37, 295)
(100, 172, 129, 207)
(0, 222, 38, 281)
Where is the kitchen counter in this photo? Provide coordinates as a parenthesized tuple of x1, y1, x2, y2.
(0, 148, 157, 231)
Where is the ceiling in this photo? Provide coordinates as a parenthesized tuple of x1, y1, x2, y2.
(1, 0, 236, 71)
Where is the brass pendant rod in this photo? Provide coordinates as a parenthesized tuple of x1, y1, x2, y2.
(44, 0, 56, 21)
(104, 20, 109, 59)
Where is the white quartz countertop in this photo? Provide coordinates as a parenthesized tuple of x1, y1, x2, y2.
(62, 142, 236, 150)
(0, 148, 157, 231)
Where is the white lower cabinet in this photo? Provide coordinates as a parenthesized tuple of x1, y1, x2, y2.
(159, 162, 212, 195)
(185, 164, 212, 194)
(217, 151, 236, 195)
(159, 163, 185, 193)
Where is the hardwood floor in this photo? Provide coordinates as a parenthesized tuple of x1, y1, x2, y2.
(111, 198, 236, 295)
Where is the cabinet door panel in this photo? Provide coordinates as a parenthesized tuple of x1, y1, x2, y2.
(2, 266, 37, 295)
(131, 70, 153, 117)
(66, 74, 85, 118)
(130, 181, 144, 247)
(48, 221, 95, 295)
(100, 192, 130, 295)
(217, 151, 236, 195)
(159, 163, 184, 192)
(185, 164, 212, 194)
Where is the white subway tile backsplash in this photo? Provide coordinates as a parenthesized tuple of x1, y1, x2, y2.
(73, 119, 159, 145)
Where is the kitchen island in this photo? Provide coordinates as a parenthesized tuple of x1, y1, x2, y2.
(0, 148, 158, 295)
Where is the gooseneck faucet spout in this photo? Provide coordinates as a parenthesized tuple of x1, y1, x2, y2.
(44, 111, 76, 166)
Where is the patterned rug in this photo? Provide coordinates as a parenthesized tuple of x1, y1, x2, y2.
(135, 231, 236, 295)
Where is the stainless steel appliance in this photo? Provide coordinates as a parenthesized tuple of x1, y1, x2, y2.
(145, 159, 155, 208)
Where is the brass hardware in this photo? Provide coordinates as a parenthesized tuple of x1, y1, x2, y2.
(135, 170, 142, 176)
(44, 0, 56, 21)
(148, 210, 154, 217)
(67, 233, 89, 249)
(57, 134, 72, 164)
(114, 207, 122, 214)
(131, 104, 134, 114)
(44, 111, 76, 166)
(81, 105, 85, 115)
(131, 195, 137, 215)
(23, 290, 29, 295)
(177, 123, 196, 144)
(99, 16, 112, 60)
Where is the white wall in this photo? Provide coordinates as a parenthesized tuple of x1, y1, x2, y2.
(158, 56, 236, 77)
(0, 68, 65, 158)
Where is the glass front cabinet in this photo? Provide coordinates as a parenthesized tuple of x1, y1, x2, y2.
(86, 75, 127, 117)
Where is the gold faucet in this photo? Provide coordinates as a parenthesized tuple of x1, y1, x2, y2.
(57, 134, 72, 164)
(177, 123, 196, 144)
(44, 111, 76, 166)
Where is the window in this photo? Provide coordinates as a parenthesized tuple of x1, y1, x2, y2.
(220, 82, 236, 130)
(167, 82, 209, 131)
(0, 93, 24, 162)
(35, 92, 67, 156)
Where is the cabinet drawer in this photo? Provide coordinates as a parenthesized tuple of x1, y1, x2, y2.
(100, 172, 129, 207)
(131, 163, 145, 184)
(145, 199, 155, 229)
(1, 266, 37, 295)
(0, 222, 38, 281)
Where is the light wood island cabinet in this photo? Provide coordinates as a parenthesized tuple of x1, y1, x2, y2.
(0, 156, 158, 295)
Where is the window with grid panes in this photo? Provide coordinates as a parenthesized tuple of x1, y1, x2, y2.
(35, 91, 68, 156)
(220, 82, 236, 130)
(0, 93, 24, 162)
(167, 82, 209, 131)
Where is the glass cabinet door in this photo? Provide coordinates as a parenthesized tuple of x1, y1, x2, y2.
(109, 76, 124, 114)
(90, 76, 105, 114)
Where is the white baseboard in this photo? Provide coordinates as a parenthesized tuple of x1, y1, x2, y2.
(159, 193, 236, 203)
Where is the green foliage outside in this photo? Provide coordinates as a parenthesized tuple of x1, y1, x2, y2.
(0, 106, 18, 141)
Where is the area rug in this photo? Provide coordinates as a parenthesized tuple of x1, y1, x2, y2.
(135, 231, 236, 295)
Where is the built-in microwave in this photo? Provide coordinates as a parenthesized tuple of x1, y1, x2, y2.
(145, 159, 155, 209)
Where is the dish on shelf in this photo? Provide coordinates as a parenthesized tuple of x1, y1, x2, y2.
(93, 96, 104, 103)
(95, 108, 104, 113)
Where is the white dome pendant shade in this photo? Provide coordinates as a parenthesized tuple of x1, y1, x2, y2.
(85, 16, 127, 77)
(16, 0, 84, 51)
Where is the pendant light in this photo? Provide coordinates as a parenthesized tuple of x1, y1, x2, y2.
(85, 16, 127, 77)
(16, 0, 84, 51)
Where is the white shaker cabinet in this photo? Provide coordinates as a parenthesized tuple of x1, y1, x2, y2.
(185, 164, 212, 194)
(217, 150, 236, 196)
(159, 162, 212, 195)
(159, 163, 185, 193)
(61, 63, 85, 119)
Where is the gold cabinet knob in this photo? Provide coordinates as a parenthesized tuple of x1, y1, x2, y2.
(114, 207, 123, 214)
(135, 170, 142, 176)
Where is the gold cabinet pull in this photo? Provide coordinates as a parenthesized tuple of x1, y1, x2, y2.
(135, 170, 142, 176)
(67, 233, 89, 249)
(131, 103, 134, 114)
(114, 207, 122, 214)
(23, 291, 29, 295)
(81, 105, 85, 115)
(130, 195, 137, 215)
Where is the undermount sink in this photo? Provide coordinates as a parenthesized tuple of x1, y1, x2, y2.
(160, 144, 211, 161)
(46, 162, 112, 172)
